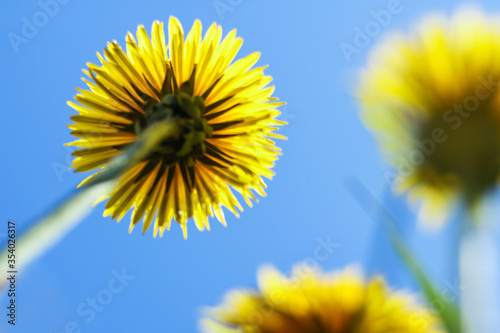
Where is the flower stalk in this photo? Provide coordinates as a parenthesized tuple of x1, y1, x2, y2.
(460, 212, 500, 332)
(0, 117, 182, 288)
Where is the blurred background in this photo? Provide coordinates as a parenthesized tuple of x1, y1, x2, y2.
(0, 0, 492, 332)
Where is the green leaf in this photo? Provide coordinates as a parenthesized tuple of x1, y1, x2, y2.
(345, 178, 462, 333)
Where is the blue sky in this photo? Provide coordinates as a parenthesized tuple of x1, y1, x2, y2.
(1, 0, 497, 332)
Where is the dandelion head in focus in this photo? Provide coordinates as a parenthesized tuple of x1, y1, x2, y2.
(66, 17, 285, 238)
(358, 7, 500, 227)
(201, 264, 443, 333)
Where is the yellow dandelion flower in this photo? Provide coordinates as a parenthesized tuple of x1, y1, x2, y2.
(358, 7, 500, 227)
(66, 17, 285, 238)
(201, 264, 443, 333)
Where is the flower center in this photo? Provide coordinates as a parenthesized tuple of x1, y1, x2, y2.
(419, 104, 500, 199)
(135, 93, 213, 165)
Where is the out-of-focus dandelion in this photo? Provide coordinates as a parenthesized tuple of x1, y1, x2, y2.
(359, 6, 500, 332)
(358, 7, 500, 228)
(66, 17, 285, 238)
(201, 263, 443, 333)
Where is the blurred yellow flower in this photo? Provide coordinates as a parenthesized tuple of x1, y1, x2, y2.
(359, 7, 500, 227)
(66, 17, 285, 238)
(201, 264, 443, 333)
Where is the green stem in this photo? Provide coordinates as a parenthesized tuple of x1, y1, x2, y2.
(346, 178, 461, 333)
(459, 210, 500, 332)
(0, 117, 181, 287)
(87, 117, 182, 186)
